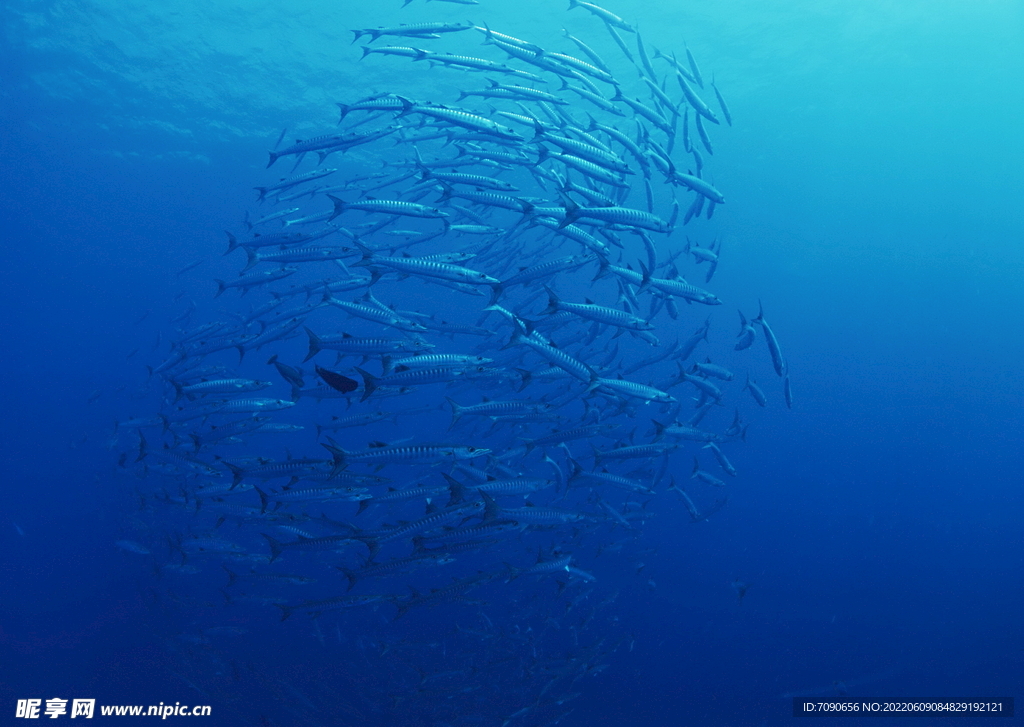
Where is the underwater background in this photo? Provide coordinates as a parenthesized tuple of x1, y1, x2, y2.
(1, 1, 1023, 725)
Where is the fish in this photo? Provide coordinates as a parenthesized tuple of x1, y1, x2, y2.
(115, 539, 151, 555)
(568, 0, 635, 33)
(351, 21, 475, 44)
(214, 268, 299, 297)
(735, 310, 757, 350)
(315, 366, 359, 394)
(254, 168, 338, 201)
(743, 374, 768, 407)
(753, 301, 787, 376)
(711, 75, 733, 126)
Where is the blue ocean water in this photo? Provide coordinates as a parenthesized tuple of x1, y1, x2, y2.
(1, 1, 1022, 725)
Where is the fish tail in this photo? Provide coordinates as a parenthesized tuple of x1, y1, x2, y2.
(638, 261, 652, 293)
(442, 473, 466, 505)
(240, 247, 259, 273)
(214, 279, 227, 298)
(135, 430, 148, 462)
(266, 151, 279, 168)
(254, 487, 269, 514)
(651, 419, 666, 441)
(301, 328, 322, 364)
(327, 194, 346, 221)
(338, 567, 357, 592)
(394, 95, 415, 116)
(224, 462, 245, 488)
(355, 367, 377, 402)
(446, 397, 463, 429)
(321, 440, 348, 471)
(360, 538, 380, 561)
(274, 603, 293, 622)
(223, 231, 239, 255)
(222, 564, 237, 587)
(541, 284, 560, 315)
(436, 182, 454, 204)
(262, 534, 284, 563)
(481, 491, 500, 521)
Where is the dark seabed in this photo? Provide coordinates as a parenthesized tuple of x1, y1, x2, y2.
(1, 1, 1022, 725)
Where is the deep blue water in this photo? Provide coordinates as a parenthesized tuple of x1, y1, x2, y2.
(2, 1, 1023, 725)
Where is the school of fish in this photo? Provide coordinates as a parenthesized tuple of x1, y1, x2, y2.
(114, 3, 791, 724)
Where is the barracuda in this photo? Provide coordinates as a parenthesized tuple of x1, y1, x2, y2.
(384, 354, 492, 374)
(267, 127, 398, 168)
(276, 594, 389, 621)
(354, 497, 492, 551)
(743, 374, 768, 407)
(644, 272, 722, 305)
(241, 245, 354, 273)
(543, 287, 652, 331)
(568, 460, 655, 494)
(447, 397, 549, 423)
(173, 378, 272, 400)
(353, 243, 500, 287)
(322, 441, 490, 468)
(255, 486, 371, 514)
(398, 96, 527, 140)
(337, 552, 455, 591)
(754, 301, 787, 377)
(327, 195, 448, 221)
(703, 442, 738, 477)
(651, 421, 720, 442)
(355, 365, 468, 401)
(538, 148, 630, 188)
(459, 80, 568, 106)
(612, 90, 672, 134)
(590, 377, 675, 403)
(224, 458, 331, 487)
(506, 331, 594, 384)
(568, 0, 635, 33)
(304, 328, 432, 361)
(522, 423, 619, 450)
(419, 167, 519, 192)
(692, 359, 734, 381)
(534, 129, 632, 173)
(676, 72, 719, 124)
(215, 268, 299, 297)
(254, 168, 338, 202)
(469, 477, 555, 496)
(561, 199, 670, 232)
(593, 442, 680, 464)
(561, 28, 612, 73)
(351, 21, 475, 44)
(355, 484, 451, 515)
(326, 297, 429, 333)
